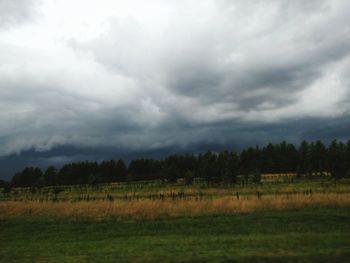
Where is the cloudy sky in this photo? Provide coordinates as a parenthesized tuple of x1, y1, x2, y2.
(0, 0, 350, 179)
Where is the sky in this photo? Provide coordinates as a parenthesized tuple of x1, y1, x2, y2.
(0, 0, 350, 179)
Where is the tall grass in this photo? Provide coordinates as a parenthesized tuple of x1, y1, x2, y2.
(2, 179, 350, 202)
(1, 193, 349, 220)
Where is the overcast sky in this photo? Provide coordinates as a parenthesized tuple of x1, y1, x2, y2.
(0, 0, 349, 178)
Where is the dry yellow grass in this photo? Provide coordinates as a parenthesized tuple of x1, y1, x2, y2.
(0, 193, 349, 220)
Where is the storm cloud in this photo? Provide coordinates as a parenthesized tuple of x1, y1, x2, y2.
(0, 0, 349, 178)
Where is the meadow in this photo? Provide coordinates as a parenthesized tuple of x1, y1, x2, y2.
(1, 177, 350, 262)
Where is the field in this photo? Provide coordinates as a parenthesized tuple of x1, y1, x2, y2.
(1, 178, 350, 262)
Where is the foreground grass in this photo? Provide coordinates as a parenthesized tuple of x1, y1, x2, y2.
(1, 207, 349, 262)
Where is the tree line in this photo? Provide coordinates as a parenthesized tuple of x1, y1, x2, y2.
(3, 139, 350, 188)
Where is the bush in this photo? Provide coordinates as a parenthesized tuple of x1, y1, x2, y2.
(2, 182, 12, 194)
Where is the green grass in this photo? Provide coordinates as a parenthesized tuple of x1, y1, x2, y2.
(1, 207, 349, 262)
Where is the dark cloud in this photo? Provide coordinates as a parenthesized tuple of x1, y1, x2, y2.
(2, 115, 349, 180)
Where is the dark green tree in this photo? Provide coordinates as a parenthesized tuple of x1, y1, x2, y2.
(11, 167, 43, 187)
(297, 141, 311, 176)
(346, 140, 350, 178)
(44, 166, 58, 186)
(99, 160, 117, 183)
(199, 152, 219, 183)
(115, 159, 127, 182)
(128, 159, 161, 181)
(309, 140, 327, 176)
(328, 140, 346, 179)
(218, 151, 239, 184)
(261, 143, 276, 173)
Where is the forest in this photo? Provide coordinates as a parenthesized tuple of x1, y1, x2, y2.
(3, 139, 349, 189)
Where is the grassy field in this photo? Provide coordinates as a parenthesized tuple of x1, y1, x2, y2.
(1, 193, 350, 220)
(1, 179, 350, 262)
(1, 178, 349, 202)
(1, 179, 349, 220)
(1, 208, 350, 262)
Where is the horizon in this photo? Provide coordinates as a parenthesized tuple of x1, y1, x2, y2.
(2, 138, 348, 181)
